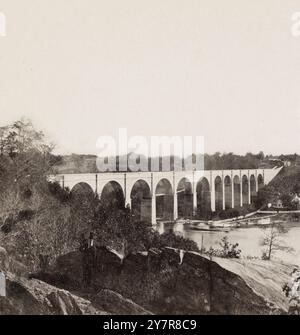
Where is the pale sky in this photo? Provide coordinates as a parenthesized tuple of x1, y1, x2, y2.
(0, 0, 300, 155)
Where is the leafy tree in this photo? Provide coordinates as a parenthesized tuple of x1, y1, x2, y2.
(0, 118, 82, 270)
(0, 118, 55, 218)
(256, 151, 265, 161)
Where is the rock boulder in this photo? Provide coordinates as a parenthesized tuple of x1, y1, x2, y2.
(92, 289, 152, 315)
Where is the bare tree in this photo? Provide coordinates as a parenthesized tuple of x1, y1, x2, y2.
(260, 222, 293, 260)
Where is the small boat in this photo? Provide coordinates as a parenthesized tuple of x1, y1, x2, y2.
(256, 217, 271, 226)
(193, 227, 230, 233)
(183, 220, 207, 226)
(189, 224, 230, 233)
(210, 222, 232, 229)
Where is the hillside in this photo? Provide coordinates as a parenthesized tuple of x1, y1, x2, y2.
(268, 165, 300, 194)
(254, 165, 300, 208)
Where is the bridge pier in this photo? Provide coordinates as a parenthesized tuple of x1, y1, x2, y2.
(248, 171, 251, 205)
(124, 174, 131, 209)
(231, 171, 234, 208)
(240, 171, 243, 207)
(173, 192, 178, 221)
(255, 170, 258, 192)
(222, 173, 226, 210)
(151, 194, 156, 225)
(125, 190, 131, 209)
(193, 189, 197, 216)
(211, 182, 216, 212)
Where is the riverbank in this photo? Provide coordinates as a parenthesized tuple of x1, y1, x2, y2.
(157, 218, 300, 265)
(169, 214, 276, 232)
(172, 209, 300, 229)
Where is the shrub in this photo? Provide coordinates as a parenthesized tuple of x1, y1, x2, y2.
(205, 236, 241, 259)
(0, 215, 15, 234)
(155, 231, 199, 252)
(17, 209, 35, 221)
(291, 213, 300, 221)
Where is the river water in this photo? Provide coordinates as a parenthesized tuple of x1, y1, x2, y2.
(155, 220, 300, 265)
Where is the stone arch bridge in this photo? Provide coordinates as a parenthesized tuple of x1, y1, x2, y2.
(49, 167, 281, 225)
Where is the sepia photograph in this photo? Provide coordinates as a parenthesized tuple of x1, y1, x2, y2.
(1, 0, 300, 325)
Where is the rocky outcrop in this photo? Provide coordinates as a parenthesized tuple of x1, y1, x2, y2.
(0, 247, 8, 271)
(44, 246, 289, 315)
(162, 247, 182, 266)
(0, 247, 151, 315)
(214, 257, 291, 312)
(52, 251, 84, 288)
(47, 290, 83, 315)
(0, 246, 30, 278)
(123, 252, 148, 272)
(282, 267, 300, 314)
(0, 271, 108, 315)
(92, 289, 152, 315)
(97, 246, 124, 267)
(148, 248, 163, 271)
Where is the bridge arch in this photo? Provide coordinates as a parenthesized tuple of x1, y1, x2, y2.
(224, 175, 232, 209)
(101, 181, 125, 209)
(155, 178, 173, 221)
(70, 182, 96, 209)
(177, 177, 193, 218)
(196, 177, 211, 218)
(130, 179, 152, 223)
(215, 176, 223, 211)
(70, 182, 95, 199)
(233, 175, 240, 208)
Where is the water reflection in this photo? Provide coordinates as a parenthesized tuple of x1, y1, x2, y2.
(155, 221, 300, 265)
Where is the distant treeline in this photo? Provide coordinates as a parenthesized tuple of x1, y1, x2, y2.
(52, 151, 299, 174)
